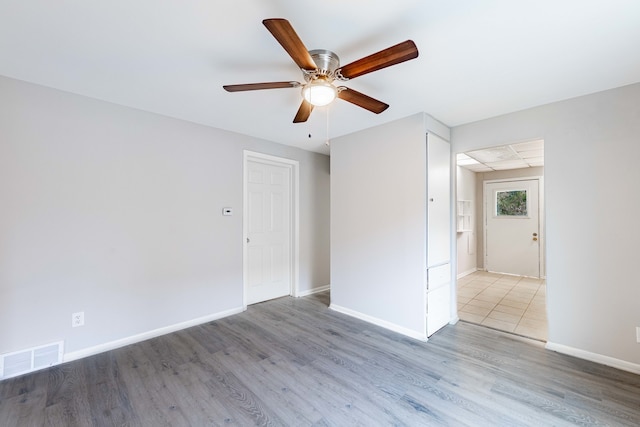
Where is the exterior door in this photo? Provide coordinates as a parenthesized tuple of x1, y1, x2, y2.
(246, 158, 292, 305)
(484, 179, 540, 277)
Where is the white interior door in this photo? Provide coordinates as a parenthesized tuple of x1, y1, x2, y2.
(485, 179, 540, 277)
(246, 158, 292, 305)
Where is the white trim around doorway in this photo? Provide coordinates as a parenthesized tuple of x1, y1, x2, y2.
(242, 151, 300, 309)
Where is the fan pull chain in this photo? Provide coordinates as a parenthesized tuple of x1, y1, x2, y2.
(325, 107, 330, 147)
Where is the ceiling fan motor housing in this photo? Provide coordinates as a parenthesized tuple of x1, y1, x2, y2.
(307, 49, 340, 81)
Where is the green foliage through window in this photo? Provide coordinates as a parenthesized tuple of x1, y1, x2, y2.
(497, 190, 527, 216)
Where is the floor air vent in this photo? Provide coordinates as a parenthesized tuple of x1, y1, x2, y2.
(0, 341, 63, 380)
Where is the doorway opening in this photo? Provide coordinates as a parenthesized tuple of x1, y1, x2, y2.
(454, 140, 546, 341)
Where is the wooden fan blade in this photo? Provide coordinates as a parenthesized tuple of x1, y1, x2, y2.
(337, 87, 389, 114)
(263, 18, 317, 71)
(223, 81, 301, 92)
(293, 100, 314, 123)
(337, 40, 418, 80)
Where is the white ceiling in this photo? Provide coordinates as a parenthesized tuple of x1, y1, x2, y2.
(457, 139, 544, 172)
(1, 1, 639, 155)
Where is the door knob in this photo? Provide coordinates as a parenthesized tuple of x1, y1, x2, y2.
(246, 237, 250, 243)
(533, 232, 538, 236)
(533, 237, 538, 241)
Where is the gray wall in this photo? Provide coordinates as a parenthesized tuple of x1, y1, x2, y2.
(452, 83, 640, 367)
(330, 114, 428, 339)
(0, 76, 330, 358)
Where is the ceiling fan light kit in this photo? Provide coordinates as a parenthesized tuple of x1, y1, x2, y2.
(302, 79, 337, 107)
(223, 18, 419, 123)
(300, 49, 340, 107)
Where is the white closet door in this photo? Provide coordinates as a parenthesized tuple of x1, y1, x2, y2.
(426, 133, 451, 337)
(427, 285, 451, 336)
(427, 133, 450, 267)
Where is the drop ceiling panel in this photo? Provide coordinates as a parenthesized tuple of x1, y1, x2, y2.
(485, 160, 529, 170)
(512, 140, 544, 151)
(458, 141, 545, 172)
(518, 149, 544, 159)
(466, 146, 519, 163)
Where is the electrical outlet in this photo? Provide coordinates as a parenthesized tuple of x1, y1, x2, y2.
(72, 311, 84, 328)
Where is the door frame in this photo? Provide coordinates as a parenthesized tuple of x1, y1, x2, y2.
(243, 150, 300, 309)
(483, 176, 545, 278)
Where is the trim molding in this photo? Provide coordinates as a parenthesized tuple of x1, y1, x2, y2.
(64, 306, 244, 363)
(545, 342, 640, 375)
(329, 304, 428, 342)
(457, 268, 479, 279)
(297, 285, 330, 298)
(243, 151, 300, 304)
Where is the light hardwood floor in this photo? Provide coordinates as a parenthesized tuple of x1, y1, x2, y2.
(1, 291, 639, 426)
(458, 271, 547, 341)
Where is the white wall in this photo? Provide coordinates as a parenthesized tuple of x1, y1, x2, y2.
(0, 76, 330, 360)
(330, 113, 428, 339)
(452, 82, 640, 369)
(456, 166, 477, 277)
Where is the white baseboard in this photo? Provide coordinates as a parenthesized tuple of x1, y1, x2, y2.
(545, 342, 640, 375)
(329, 304, 427, 342)
(296, 284, 330, 297)
(457, 268, 479, 279)
(64, 306, 245, 363)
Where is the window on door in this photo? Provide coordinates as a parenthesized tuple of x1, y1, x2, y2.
(496, 189, 528, 217)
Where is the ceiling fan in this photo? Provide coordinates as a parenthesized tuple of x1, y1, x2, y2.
(223, 18, 419, 123)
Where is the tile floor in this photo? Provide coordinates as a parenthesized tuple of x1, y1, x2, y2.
(456, 271, 547, 341)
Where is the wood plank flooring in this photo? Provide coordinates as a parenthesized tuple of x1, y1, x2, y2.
(2, 292, 639, 426)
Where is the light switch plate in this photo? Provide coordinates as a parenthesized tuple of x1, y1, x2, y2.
(222, 207, 233, 216)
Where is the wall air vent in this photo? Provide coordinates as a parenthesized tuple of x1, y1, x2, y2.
(0, 341, 63, 380)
